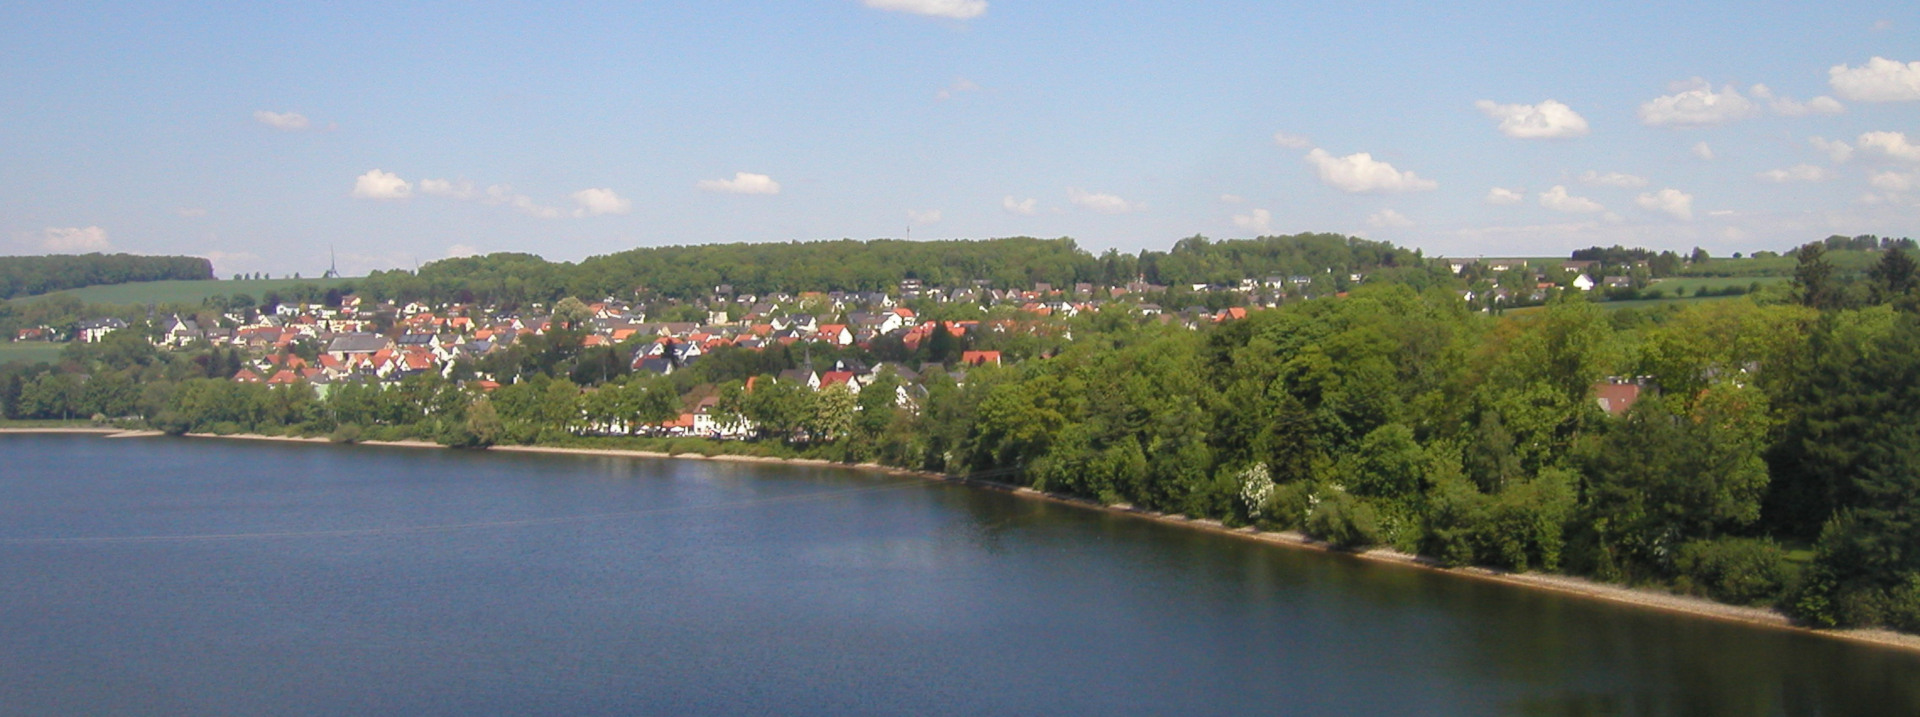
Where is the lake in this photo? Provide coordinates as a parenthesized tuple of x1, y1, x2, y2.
(3, 434, 1915, 715)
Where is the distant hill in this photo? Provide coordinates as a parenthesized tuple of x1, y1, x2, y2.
(351, 234, 1436, 304)
(20, 276, 357, 307)
(0, 253, 214, 299)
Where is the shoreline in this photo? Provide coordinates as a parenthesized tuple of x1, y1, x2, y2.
(18, 428, 1920, 654)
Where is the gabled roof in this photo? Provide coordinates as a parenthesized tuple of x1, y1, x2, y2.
(961, 350, 1001, 366)
(327, 333, 392, 354)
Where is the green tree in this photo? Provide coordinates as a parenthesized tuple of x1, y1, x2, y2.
(1580, 383, 1772, 575)
(18, 372, 83, 420)
(743, 379, 813, 441)
(1868, 248, 1919, 305)
(1793, 242, 1838, 310)
(552, 296, 593, 331)
(807, 383, 857, 442)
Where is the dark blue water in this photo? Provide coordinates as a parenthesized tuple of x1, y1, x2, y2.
(2, 434, 1915, 715)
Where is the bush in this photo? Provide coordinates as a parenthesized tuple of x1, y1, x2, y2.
(1881, 573, 1920, 633)
(1261, 481, 1315, 531)
(1306, 489, 1380, 548)
(150, 411, 191, 436)
(329, 423, 364, 444)
(1673, 537, 1793, 605)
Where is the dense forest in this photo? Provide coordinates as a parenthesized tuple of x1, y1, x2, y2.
(0, 254, 213, 299)
(6, 236, 1920, 633)
(346, 234, 1437, 306)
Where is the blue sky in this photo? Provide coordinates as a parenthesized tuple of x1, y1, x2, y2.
(3, 1, 1918, 275)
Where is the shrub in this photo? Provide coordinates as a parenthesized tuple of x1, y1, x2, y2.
(1673, 537, 1793, 605)
(150, 411, 191, 436)
(1261, 481, 1315, 531)
(329, 423, 364, 444)
(1880, 573, 1920, 633)
(1306, 489, 1380, 548)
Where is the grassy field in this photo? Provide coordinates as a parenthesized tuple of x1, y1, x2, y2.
(0, 341, 68, 366)
(1680, 251, 1883, 278)
(1649, 276, 1789, 295)
(23, 277, 358, 307)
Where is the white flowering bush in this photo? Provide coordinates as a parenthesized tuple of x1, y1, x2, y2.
(1237, 463, 1275, 519)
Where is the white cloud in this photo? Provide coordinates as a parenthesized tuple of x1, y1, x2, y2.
(1473, 99, 1590, 139)
(1637, 79, 1759, 127)
(1067, 187, 1140, 214)
(1232, 208, 1271, 233)
(1538, 185, 1603, 213)
(484, 185, 563, 219)
(1757, 164, 1831, 183)
(351, 169, 412, 199)
(1485, 187, 1525, 205)
(1218, 194, 1244, 204)
(1272, 132, 1312, 149)
(935, 77, 981, 101)
(1366, 209, 1413, 228)
(1871, 171, 1918, 192)
(861, 0, 986, 20)
(571, 188, 632, 216)
(1001, 195, 1038, 215)
(698, 172, 781, 195)
(1749, 84, 1846, 116)
(420, 178, 479, 200)
(1303, 149, 1437, 193)
(1691, 141, 1715, 160)
(1580, 170, 1649, 188)
(253, 110, 310, 131)
(1810, 136, 1854, 163)
(1859, 131, 1920, 162)
(1787, 96, 1846, 115)
(39, 226, 110, 252)
(907, 208, 942, 225)
(1828, 57, 1920, 102)
(174, 207, 207, 218)
(1636, 188, 1695, 220)
(446, 244, 481, 259)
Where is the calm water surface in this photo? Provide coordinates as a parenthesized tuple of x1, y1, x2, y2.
(2, 434, 1916, 715)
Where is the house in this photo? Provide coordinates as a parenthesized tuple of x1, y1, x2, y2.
(960, 350, 1001, 367)
(1571, 274, 1597, 291)
(326, 333, 393, 361)
(815, 324, 854, 346)
(1213, 307, 1248, 322)
(77, 318, 128, 343)
(1603, 276, 1632, 289)
(1595, 380, 1643, 416)
(776, 368, 821, 390)
(633, 357, 675, 375)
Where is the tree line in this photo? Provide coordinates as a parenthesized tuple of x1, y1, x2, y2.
(341, 234, 1436, 307)
(0, 253, 213, 299)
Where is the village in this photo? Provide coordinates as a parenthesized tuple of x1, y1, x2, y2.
(12, 255, 1663, 440)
